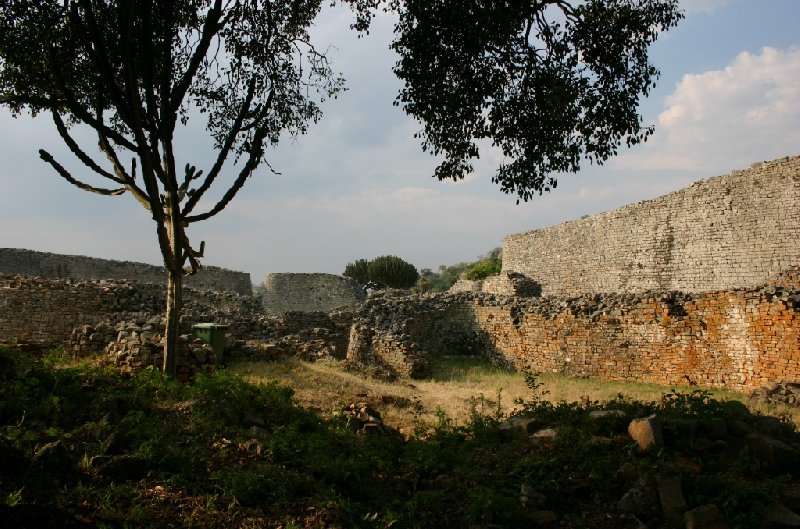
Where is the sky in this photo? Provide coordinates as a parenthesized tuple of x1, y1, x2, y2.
(1, 0, 799, 284)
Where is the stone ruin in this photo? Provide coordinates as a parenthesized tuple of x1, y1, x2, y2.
(0, 155, 798, 392)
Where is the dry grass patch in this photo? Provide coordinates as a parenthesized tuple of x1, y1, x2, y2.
(229, 355, 800, 433)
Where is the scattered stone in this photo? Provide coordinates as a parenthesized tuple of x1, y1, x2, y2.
(589, 409, 628, 420)
(628, 415, 664, 452)
(531, 428, 558, 439)
(528, 510, 558, 526)
(500, 416, 541, 434)
(760, 502, 800, 528)
(617, 479, 659, 517)
(684, 504, 729, 529)
(656, 474, 687, 521)
(745, 433, 800, 472)
(520, 484, 547, 509)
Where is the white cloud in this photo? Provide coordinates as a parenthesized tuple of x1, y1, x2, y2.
(614, 46, 800, 172)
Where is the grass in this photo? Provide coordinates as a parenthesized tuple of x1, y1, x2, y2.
(230, 354, 800, 433)
(2, 346, 800, 529)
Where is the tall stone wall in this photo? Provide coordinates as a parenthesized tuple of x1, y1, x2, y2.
(502, 156, 800, 296)
(0, 248, 252, 295)
(262, 273, 366, 315)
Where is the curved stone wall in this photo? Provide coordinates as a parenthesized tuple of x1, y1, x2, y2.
(0, 248, 252, 295)
(502, 156, 800, 296)
(261, 273, 366, 315)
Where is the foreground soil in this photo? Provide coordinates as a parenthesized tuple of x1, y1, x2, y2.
(1, 348, 800, 528)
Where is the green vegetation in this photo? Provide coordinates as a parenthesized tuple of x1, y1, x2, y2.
(421, 248, 503, 291)
(344, 255, 419, 289)
(2, 346, 799, 528)
(343, 258, 371, 285)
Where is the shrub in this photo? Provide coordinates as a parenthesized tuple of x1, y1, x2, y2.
(343, 258, 370, 285)
(367, 255, 419, 289)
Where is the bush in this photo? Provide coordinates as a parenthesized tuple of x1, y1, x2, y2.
(464, 259, 502, 280)
(344, 256, 419, 289)
(343, 259, 370, 284)
(367, 255, 419, 289)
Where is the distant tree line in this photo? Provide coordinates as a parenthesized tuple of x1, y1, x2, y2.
(343, 248, 503, 293)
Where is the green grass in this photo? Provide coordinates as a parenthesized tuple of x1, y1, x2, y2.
(2, 346, 799, 528)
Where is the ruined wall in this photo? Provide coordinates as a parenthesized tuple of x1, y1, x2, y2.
(0, 274, 261, 346)
(503, 156, 800, 296)
(467, 288, 799, 392)
(0, 248, 252, 295)
(348, 284, 800, 391)
(262, 273, 365, 315)
(0, 274, 164, 345)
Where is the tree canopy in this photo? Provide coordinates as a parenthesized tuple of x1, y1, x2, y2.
(344, 255, 419, 289)
(1, 0, 682, 374)
(0, 0, 343, 374)
(372, 0, 683, 202)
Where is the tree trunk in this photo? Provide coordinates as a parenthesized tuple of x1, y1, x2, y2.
(163, 266, 182, 376)
(162, 207, 183, 377)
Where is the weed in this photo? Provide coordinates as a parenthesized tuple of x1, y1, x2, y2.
(4, 488, 24, 507)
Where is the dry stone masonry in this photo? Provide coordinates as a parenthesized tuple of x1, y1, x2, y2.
(0, 248, 252, 295)
(346, 282, 800, 392)
(1, 155, 798, 394)
(502, 156, 800, 296)
(261, 273, 365, 315)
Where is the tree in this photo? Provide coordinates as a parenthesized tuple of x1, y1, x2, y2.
(343, 258, 370, 284)
(384, 0, 683, 202)
(367, 255, 419, 289)
(0, 0, 342, 375)
(1, 0, 682, 374)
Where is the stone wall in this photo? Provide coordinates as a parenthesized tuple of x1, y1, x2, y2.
(0, 273, 262, 346)
(0, 274, 164, 345)
(0, 248, 252, 295)
(261, 273, 366, 315)
(502, 156, 800, 296)
(347, 283, 800, 391)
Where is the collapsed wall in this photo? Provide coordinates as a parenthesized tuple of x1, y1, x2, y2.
(0, 248, 252, 295)
(261, 273, 365, 315)
(347, 280, 800, 391)
(0, 273, 264, 345)
(502, 156, 800, 296)
(3, 271, 798, 392)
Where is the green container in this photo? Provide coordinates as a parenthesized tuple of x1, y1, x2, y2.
(192, 323, 230, 363)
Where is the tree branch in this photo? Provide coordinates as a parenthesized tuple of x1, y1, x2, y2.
(39, 149, 126, 196)
(96, 136, 152, 209)
(169, 0, 223, 114)
(50, 110, 124, 185)
(184, 107, 273, 224)
(182, 77, 259, 215)
(73, 0, 135, 129)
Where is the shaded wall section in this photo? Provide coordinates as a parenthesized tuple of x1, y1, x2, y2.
(502, 156, 800, 296)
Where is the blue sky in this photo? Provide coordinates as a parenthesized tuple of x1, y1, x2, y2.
(1, 0, 798, 283)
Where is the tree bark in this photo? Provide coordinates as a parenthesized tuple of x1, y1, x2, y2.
(162, 207, 183, 377)
(163, 265, 182, 376)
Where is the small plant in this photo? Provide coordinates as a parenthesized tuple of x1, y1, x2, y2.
(4, 488, 24, 507)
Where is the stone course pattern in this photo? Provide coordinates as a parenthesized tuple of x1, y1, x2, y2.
(2, 272, 798, 392)
(502, 156, 800, 296)
(0, 248, 252, 295)
(346, 281, 800, 392)
(261, 273, 365, 315)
